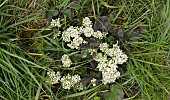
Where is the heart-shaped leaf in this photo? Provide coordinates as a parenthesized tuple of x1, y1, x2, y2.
(93, 16, 111, 32)
(103, 84, 124, 100)
(62, 8, 74, 20)
(82, 77, 92, 85)
(90, 60, 97, 68)
(45, 7, 59, 23)
(117, 27, 124, 38)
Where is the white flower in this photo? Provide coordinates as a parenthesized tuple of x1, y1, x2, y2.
(76, 82, 84, 91)
(97, 60, 108, 71)
(102, 68, 120, 84)
(61, 54, 72, 67)
(91, 78, 97, 86)
(62, 26, 81, 43)
(62, 80, 72, 90)
(94, 53, 107, 62)
(62, 31, 71, 42)
(67, 26, 80, 38)
(72, 36, 83, 47)
(99, 43, 109, 52)
(50, 18, 60, 27)
(47, 71, 61, 84)
(60, 74, 72, 89)
(72, 74, 81, 85)
(93, 31, 104, 39)
(117, 53, 128, 64)
(78, 26, 84, 33)
(108, 58, 117, 68)
(83, 27, 94, 37)
(83, 40, 88, 44)
(105, 43, 128, 64)
(67, 36, 83, 50)
(51, 76, 60, 84)
(102, 32, 108, 37)
(47, 71, 55, 78)
(88, 49, 97, 56)
(105, 43, 120, 57)
(82, 17, 92, 27)
(67, 42, 77, 49)
(53, 31, 61, 39)
(62, 26, 84, 49)
(67, 42, 76, 49)
(105, 48, 115, 57)
(96, 42, 128, 85)
(47, 16, 129, 87)
(112, 43, 120, 52)
(61, 74, 81, 90)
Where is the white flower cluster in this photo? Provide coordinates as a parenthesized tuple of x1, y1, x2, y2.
(48, 17, 128, 87)
(81, 17, 108, 39)
(102, 67, 120, 84)
(47, 71, 61, 84)
(91, 78, 97, 86)
(99, 43, 109, 52)
(82, 26, 94, 37)
(46, 70, 83, 90)
(104, 43, 128, 64)
(93, 31, 108, 39)
(92, 42, 128, 84)
(60, 74, 81, 90)
(67, 36, 84, 50)
(62, 26, 85, 49)
(50, 18, 60, 27)
(51, 17, 108, 49)
(75, 82, 84, 91)
(82, 17, 92, 27)
(61, 54, 72, 67)
(53, 31, 61, 39)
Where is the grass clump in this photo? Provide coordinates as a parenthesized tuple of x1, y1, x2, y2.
(0, 0, 170, 100)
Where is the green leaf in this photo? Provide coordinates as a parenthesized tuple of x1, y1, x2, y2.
(61, 84, 102, 99)
(100, 0, 119, 8)
(106, 36, 114, 43)
(93, 96, 100, 100)
(62, 8, 74, 20)
(46, 7, 59, 22)
(0, 16, 38, 33)
(103, 84, 124, 100)
(69, 2, 81, 10)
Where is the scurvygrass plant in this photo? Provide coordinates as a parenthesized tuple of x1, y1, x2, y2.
(45, 16, 128, 98)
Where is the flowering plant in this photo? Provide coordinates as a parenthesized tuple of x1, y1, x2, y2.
(46, 16, 128, 97)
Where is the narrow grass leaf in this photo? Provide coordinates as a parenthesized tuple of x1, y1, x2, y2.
(61, 84, 102, 99)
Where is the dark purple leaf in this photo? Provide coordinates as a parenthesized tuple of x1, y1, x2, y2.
(90, 60, 97, 68)
(130, 27, 142, 37)
(81, 43, 90, 49)
(82, 77, 92, 85)
(117, 27, 124, 37)
(88, 38, 98, 48)
(168, 94, 170, 100)
(93, 16, 111, 32)
(95, 72, 102, 80)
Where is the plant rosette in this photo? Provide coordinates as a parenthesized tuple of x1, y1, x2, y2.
(46, 17, 128, 92)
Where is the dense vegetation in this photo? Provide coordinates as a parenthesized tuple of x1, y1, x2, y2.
(0, 0, 170, 100)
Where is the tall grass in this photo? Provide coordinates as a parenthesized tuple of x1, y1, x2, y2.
(0, 0, 170, 100)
